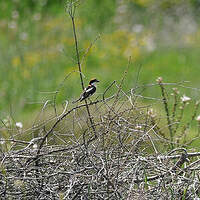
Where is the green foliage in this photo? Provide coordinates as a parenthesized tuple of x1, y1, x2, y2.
(79, 0, 117, 31)
(0, 0, 64, 19)
(0, 0, 200, 123)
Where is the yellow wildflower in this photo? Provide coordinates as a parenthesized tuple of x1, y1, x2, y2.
(24, 52, 40, 67)
(12, 56, 21, 67)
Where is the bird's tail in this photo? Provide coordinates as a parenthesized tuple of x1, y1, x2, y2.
(72, 97, 81, 104)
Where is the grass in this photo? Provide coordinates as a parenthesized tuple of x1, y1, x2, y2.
(1, 1, 200, 126)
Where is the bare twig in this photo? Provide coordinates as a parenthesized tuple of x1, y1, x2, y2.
(67, 0, 97, 137)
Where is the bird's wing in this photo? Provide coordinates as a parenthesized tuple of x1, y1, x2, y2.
(80, 86, 96, 101)
(85, 86, 94, 93)
(73, 85, 96, 103)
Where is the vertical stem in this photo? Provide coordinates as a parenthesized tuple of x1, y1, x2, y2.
(71, 16, 85, 90)
(159, 83, 173, 149)
(70, 9, 96, 137)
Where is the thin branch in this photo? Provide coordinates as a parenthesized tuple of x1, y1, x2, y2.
(68, 1, 97, 137)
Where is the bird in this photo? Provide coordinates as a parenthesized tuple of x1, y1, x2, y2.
(73, 78, 100, 103)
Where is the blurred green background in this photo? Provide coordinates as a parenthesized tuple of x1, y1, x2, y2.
(1, 0, 200, 122)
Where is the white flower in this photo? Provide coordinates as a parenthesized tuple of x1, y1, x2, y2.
(0, 140, 5, 145)
(147, 108, 156, 118)
(196, 115, 200, 122)
(156, 77, 163, 83)
(33, 144, 38, 149)
(16, 122, 23, 129)
(181, 94, 191, 103)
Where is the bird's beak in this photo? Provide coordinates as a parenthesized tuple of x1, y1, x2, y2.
(97, 80, 100, 82)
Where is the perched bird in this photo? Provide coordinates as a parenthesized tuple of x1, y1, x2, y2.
(73, 78, 100, 103)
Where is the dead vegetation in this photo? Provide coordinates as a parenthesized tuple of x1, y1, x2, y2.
(1, 79, 200, 199)
(1, 1, 200, 199)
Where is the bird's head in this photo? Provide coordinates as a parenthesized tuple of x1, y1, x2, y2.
(89, 78, 100, 86)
